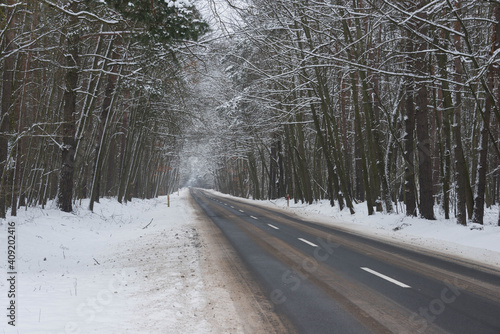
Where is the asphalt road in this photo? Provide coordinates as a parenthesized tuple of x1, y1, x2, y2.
(190, 188, 500, 334)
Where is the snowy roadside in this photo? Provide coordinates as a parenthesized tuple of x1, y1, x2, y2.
(1, 188, 498, 333)
(0, 189, 248, 334)
(207, 190, 500, 270)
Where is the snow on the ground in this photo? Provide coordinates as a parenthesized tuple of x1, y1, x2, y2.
(207, 190, 500, 270)
(1, 189, 499, 333)
(0, 189, 245, 334)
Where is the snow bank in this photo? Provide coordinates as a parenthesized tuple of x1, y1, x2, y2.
(0, 190, 239, 333)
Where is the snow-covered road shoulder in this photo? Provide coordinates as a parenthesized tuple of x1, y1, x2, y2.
(0, 189, 246, 333)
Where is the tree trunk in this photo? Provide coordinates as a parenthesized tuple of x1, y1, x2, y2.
(11, 53, 29, 217)
(472, 90, 492, 225)
(404, 35, 417, 217)
(414, 2, 435, 220)
(89, 41, 120, 211)
(248, 150, 260, 200)
(57, 4, 80, 212)
(268, 135, 279, 200)
(452, 1, 468, 226)
(295, 111, 313, 204)
(472, 6, 500, 225)
(0, 0, 16, 218)
(117, 92, 131, 203)
(436, 36, 453, 220)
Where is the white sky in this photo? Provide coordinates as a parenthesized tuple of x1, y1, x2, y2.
(194, 0, 245, 35)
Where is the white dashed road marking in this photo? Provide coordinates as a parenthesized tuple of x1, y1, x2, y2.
(298, 238, 318, 247)
(361, 267, 411, 288)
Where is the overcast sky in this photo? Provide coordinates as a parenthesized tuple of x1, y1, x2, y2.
(195, 0, 244, 35)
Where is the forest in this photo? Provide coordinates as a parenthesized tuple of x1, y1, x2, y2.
(1, 0, 499, 226)
(0, 0, 208, 215)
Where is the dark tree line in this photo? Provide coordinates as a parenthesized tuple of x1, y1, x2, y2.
(202, 0, 500, 225)
(2, 0, 500, 227)
(0, 0, 207, 216)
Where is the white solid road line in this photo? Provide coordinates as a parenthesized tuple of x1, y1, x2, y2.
(298, 238, 318, 247)
(360, 267, 411, 288)
(267, 224, 279, 230)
